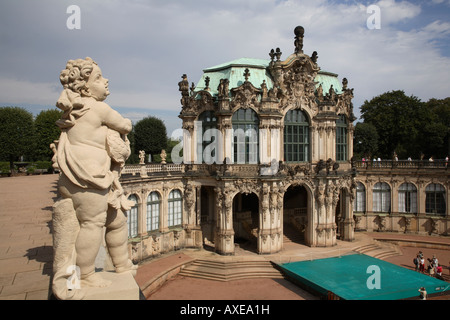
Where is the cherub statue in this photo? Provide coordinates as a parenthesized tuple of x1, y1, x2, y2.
(52, 57, 136, 300)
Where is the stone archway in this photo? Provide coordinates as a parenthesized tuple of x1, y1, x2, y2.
(283, 185, 309, 244)
(232, 192, 259, 252)
(200, 186, 216, 250)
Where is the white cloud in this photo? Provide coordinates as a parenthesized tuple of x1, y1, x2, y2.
(374, 0, 421, 25)
(0, 0, 449, 130)
(0, 77, 60, 106)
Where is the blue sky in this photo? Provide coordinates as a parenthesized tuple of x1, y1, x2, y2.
(1, 0, 449, 135)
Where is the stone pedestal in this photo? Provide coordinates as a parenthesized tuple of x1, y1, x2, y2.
(215, 230, 235, 255)
(83, 272, 141, 300)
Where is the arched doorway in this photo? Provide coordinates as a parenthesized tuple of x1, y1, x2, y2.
(200, 186, 215, 250)
(232, 192, 259, 252)
(283, 185, 308, 244)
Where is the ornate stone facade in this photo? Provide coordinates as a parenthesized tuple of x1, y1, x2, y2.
(119, 26, 449, 263)
(353, 160, 449, 236)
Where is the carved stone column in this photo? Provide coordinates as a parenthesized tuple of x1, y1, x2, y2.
(183, 183, 202, 248)
(339, 185, 355, 242)
(258, 183, 278, 254)
(314, 178, 338, 247)
(214, 186, 235, 255)
(182, 123, 194, 164)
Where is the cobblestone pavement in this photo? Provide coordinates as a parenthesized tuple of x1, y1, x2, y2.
(0, 174, 448, 300)
(0, 174, 57, 300)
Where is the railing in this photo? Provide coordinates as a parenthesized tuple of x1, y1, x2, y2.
(355, 159, 448, 170)
(121, 159, 448, 179)
(122, 163, 184, 176)
(284, 208, 307, 216)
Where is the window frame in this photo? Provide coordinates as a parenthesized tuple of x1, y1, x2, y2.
(168, 189, 183, 228)
(425, 183, 446, 216)
(146, 191, 161, 232)
(284, 109, 310, 163)
(398, 183, 417, 214)
(354, 182, 366, 213)
(196, 110, 217, 164)
(232, 108, 259, 164)
(336, 114, 348, 162)
(373, 182, 391, 213)
(126, 194, 139, 238)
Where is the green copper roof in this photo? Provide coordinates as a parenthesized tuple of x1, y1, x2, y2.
(315, 70, 343, 95)
(194, 58, 342, 97)
(195, 58, 273, 96)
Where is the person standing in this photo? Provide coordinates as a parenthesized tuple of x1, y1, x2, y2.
(413, 255, 419, 272)
(419, 255, 425, 273)
(418, 287, 427, 300)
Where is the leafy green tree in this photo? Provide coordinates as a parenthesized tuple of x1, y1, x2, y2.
(425, 98, 450, 158)
(34, 109, 62, 161)
(0, 107, 35, 173)
(353, 122, 378, 159)
(134, 116, 168, 161)
(360, 90, 429, 159)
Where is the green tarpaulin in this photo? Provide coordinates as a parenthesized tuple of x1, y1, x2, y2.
(279, 254, 449, 300)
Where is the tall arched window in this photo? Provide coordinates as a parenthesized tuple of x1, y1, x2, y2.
(126, 194, 138, 238)
(336, 114, 348, 162)
(426, 183, 446, 215)
(168, 189, 183, 227)
(147, 192, 161, 232)
(373, 182, 390, 213)
(284, 109, 309, 162)
(354, 182, 366, 213)
(232, 108, 259, 164)
(196, 111, 217, 164)
(398, 183, 417, 214)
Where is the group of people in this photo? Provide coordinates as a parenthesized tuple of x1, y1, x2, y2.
(413, 251, 443, 279)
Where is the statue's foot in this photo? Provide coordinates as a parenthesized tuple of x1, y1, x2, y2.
(115, 259, 138, 277)
(65, 289, 86, 300)
(81, 273, 112, 288)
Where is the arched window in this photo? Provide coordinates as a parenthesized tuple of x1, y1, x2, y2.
(126, 194, 138, 238)
(398, 183, 417, 214)
(147, 192, 161, 232)
(336, 114, 348, 162)
(354, 182, 366, 213)
(426, 183, 446, 215)
(196, 111, 217, 164)
(168, 189, 183, 227)
(284, 109, 309, 162)
(373, 182, 390, 213)
(232, 108, 259, 164)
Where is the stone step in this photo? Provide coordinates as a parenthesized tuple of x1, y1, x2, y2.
(283, 224, 304, 243)
(353, 244, 380, 253)
(373, 250, 401, 260)
(179, 259, 284, 282)
(353, 241, 401, 260)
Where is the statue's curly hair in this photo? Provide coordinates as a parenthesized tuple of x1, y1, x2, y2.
(59, 57, 97, 96)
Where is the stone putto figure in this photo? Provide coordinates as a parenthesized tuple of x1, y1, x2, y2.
(52, 57, 136, 300)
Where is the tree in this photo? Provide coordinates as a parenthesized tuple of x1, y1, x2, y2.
(34, 109, 62, 161)
(353, 122, 378, 159)
(0, 107, 35, 173)
(134, 116, 168, 161)
(360, 90, 429, 159)
(425, 98, 450, 158)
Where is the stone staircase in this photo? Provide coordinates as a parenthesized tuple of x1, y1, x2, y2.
(178, 258, 284, 282)
(283, 223, 304, 244)
(353, 240, 402, 260)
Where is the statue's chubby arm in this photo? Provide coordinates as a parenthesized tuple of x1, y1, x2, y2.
(98, 102, 132, 134)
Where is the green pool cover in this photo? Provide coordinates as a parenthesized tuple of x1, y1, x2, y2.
(279, 254, 449, 300)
